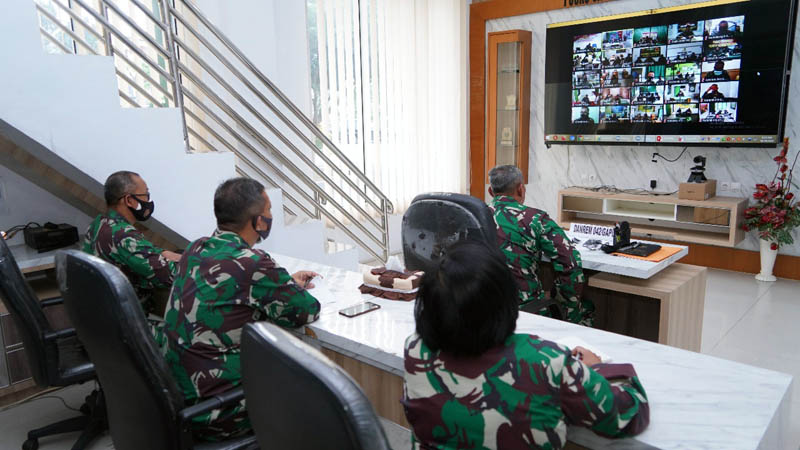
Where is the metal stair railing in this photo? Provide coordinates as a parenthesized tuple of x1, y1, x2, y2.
(32, 0, 394, 262)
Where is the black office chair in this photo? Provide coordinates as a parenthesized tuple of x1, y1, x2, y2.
(241, 322, 391, 450)
(402, 193, 565, 319)
(0, 238, 105, 450)
(56, 250, 257, 450)
(402, 192, 499, 273)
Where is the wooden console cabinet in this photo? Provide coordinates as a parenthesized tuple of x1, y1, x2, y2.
(0, 268, 69, 405)
(557, 188, 748, 247)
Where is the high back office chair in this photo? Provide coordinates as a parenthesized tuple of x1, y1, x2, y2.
(241, 322, 391, 450)
(0, 238, 105, 450)
(401, 193, 565, 319)
(401, 193, 499, 273)
(56, 250, 256, 450)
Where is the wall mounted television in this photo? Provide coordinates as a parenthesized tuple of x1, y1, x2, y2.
(544, 0, 796, 146)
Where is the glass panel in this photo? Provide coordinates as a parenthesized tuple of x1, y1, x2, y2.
(496, 41, 520, 166)
(497, 41, 520, 111)
(498, 41, 520, 72)
(497, 110, 517, 147)
(496, 143, 516, 166)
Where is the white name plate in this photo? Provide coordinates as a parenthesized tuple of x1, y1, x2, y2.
(570, 223, 615, 242)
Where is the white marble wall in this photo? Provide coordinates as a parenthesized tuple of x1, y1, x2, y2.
(487, 0, 800, 257)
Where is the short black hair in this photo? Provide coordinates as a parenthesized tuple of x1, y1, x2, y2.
(104, 171, 140, 206)
(214, 177, 266, 230)
(414, 240, 518, 357)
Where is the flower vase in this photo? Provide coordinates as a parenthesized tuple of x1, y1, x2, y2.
(755, 239, 778, 282)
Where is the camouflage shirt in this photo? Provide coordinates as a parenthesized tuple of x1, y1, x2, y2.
(403, 333, 650, 449)
(490, 196, 592, 325)
(82, 210, 175, 314)
(159, 229, 321, 440)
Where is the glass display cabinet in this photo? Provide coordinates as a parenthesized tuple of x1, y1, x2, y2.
(487, 30, 531, 183)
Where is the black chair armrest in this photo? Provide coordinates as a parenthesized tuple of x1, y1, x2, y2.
(178, 386, 246, 424)
(43, 327, 77, 342)
(40, 296, 64, 308)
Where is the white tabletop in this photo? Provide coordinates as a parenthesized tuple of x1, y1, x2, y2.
(8, 243, 78, 273)
(566, 231, 689, 279)
(6, 231, 685, 280)
(278, 253, 794, 450)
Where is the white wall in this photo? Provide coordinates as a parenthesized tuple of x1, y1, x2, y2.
(0, 166, 93, 247)
(194, 0, 312, 114)
(487, 0, 800, 257)
(192, 0, 321, 222)
(0, 0, 236, 244)
(0, 0, 360, 268)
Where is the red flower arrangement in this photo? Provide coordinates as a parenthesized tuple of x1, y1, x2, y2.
(742, 138, 800, 250)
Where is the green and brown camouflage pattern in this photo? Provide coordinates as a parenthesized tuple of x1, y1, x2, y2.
(490, 196, 593, 326)
(82, 210, 175, 314)
(403, 333, 649, 449)
(158, 229, 320, 441)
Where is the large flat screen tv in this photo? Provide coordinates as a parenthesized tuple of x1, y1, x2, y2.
(544, 0, 796, 146)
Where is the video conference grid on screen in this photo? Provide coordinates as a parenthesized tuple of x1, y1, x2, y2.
(571, 16, 743, 125)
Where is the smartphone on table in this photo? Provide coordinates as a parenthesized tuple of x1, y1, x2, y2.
(339, 301, 381, 318)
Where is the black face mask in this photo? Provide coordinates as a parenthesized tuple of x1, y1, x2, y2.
(251, 215, 272, 243)
(129, 195, 154, 222)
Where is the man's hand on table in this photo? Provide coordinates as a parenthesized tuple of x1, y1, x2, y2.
(572, 346, 601, 366)
(292, 271, 320, 289)
(161, 250, 182, 262)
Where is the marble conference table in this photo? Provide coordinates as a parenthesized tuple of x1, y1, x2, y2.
(564, 231, 689, 279)
(277, 253, 794, 450)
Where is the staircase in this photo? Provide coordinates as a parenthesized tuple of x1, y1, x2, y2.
(0, 0, 395, 270)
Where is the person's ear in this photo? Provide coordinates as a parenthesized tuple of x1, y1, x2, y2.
(517, 183, 526, 199)
(488, 187, 495, 197)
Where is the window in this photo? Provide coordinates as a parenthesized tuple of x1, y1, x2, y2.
(307, 0, 467, 212)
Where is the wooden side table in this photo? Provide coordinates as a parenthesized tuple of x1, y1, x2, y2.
(587, 263, 707, 351)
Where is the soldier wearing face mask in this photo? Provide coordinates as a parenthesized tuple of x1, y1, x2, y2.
(83, 170, 180, 315)
(156, 177, 320, 441)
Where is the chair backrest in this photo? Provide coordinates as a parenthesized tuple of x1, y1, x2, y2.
(0, 238, 55, 386)
(241, 322, 391, 450)
(57, 250, 185, 450)
(402, 192, 498, 272)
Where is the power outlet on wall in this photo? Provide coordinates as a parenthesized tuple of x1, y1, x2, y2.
(718, 181, 741, 193)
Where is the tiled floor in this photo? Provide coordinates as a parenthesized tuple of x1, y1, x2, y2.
(0, 382, 410, 449)
(0, 382, 112, 450)
(701, 271, 800, 448)
(0, 268, 796, 449)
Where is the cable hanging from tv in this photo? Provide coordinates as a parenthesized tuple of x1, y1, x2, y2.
(651, 146, 688, 163)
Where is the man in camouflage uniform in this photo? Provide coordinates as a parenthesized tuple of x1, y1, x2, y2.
(403, 333, 650, 449)
(83, 171, 180, 315)
(159, 177, 321, 441)
(488, 165, 594, 325)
